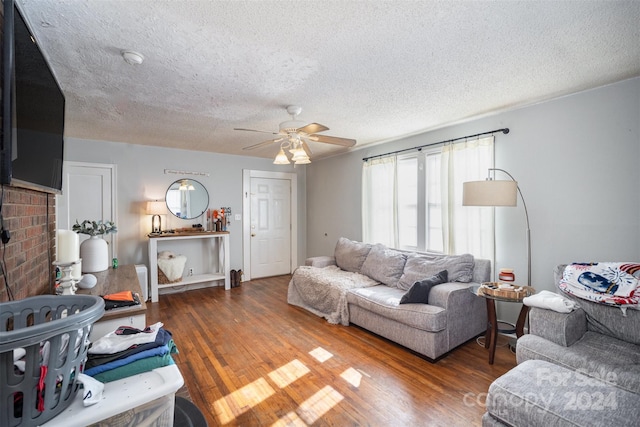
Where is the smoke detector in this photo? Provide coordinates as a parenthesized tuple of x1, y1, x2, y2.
(121, 50, 144, 65)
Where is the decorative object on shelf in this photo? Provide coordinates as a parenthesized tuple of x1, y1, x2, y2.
(146, 200, 166, 233)
(78, 273, 98, 289)
(73, 220, 118, 273)
(53, 260, 81, 295)
(73, 219, 118, 236)
(479, 282, 533, 300)
(56, 229, 82, 280)
(499, 268, 515, 282)
(157, 251, 187, 284)
(207, 207, 231, 232)
(462, 168, 531, 286)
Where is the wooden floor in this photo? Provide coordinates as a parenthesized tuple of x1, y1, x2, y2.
(146, 275, 517, 426)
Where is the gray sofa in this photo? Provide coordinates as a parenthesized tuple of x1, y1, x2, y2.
(483, 264, 640, 426)
(288, 237, 491, 361)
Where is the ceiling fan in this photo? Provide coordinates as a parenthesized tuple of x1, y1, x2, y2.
(234, 105, 356, 164)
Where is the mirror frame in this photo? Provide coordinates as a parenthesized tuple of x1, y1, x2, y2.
(165, 178, 209, 219)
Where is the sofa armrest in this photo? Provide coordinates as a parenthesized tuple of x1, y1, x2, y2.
(429, 282, 487, 348)
(528, 307, 587, 347)
(305, 256, 337, 268)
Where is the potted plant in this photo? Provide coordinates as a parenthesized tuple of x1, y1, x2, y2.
(73, 220, 117, 273)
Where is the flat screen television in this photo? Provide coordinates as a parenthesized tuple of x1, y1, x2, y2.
(1, 0, 65, 194)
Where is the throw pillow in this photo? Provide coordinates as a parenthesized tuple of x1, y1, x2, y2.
(400, 270, 449, 304)
(398, 253, 474, 290)
(360, 244, 407, 287)
(334, 237, 372, 273)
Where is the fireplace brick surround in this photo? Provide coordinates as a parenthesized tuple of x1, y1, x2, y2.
(0, 186, 56, 302)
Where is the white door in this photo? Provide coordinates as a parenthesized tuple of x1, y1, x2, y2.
(249, 177, 291, 278)
(56, 162, 117, 261)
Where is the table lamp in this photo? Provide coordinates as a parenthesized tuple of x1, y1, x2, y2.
(146, 200, 166, 233)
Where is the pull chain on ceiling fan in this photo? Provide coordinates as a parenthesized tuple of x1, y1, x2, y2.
(234, 105, 356, 165)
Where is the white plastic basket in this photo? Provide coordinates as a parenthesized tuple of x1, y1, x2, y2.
(0, 295, 104, 427)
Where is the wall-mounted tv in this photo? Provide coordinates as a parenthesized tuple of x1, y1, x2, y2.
(1, 0, 65, 194)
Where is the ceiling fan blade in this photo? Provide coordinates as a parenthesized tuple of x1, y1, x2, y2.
(309, 134, 356, 147)
(297, 123, 329, 134)
(243, 138, 283, 150)
(234, 127, 280, 136)
(301, 140, 313, 156)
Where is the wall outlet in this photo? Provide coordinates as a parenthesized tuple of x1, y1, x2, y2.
(188, 268, 194, 276)
(235, 214, 241, 221)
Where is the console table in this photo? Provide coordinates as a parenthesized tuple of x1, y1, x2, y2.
(148, 231, 230, 302)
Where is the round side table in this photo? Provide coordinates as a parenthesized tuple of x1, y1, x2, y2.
(471, 284, 535, 364)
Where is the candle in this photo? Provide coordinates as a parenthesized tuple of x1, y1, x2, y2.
(57, 230, 79, 262)
(57, 230, 82, 280)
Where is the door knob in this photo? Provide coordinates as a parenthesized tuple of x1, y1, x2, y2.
(251, 233, 256, 237)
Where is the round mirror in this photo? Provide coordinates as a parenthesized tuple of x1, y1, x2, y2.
(165, 179, 209, 219)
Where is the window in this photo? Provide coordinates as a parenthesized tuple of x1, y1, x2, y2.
(363, 136, 494, 259)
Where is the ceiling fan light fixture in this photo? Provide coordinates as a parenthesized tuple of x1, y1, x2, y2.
(294, 156, 311, 165)
(291, 149, 310, 164)
(273, 148, 290, 164)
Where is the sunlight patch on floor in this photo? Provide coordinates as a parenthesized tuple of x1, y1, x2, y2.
(309, 346, 333, 363)
(271, 411, 308, 427)
(212, 347, 353, 424)
(268, 359, 310, 389)
(213, 377, 275, 424)
(340, 367, 362, 387)
(296, 385, 344, 424)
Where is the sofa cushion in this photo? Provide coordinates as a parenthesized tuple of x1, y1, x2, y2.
(486, 359, 640, 427)
(517, 331, 640, 394)
(400, 270, 448, 304)
(360, 244, 407, 287)
(398, 253, 474, 290)
(334, 237, 372, 273)
(347, 285, 446, 332)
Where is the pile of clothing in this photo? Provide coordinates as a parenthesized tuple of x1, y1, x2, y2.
(102, 290, 141, 310)
(84, 322, 178, 383)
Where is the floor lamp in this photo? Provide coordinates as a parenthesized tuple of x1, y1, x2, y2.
(462, 168, 531, 287)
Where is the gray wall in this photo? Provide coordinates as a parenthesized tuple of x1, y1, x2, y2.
(307, 77, 640, 320)
(63, 139, 307, 273)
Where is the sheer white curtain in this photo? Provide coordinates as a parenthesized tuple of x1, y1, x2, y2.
(362, 156, 397, 247)
(441, 136, 494, 260)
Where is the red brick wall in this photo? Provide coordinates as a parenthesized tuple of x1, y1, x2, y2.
(0, 186, 56, 302)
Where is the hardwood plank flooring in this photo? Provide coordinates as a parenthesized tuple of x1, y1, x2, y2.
(146, 275, 517, 426)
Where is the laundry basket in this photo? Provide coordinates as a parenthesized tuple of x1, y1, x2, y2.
(0, 295, 104, 427)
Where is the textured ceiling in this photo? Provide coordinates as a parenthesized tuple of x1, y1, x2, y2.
(16, 0, 640, 160)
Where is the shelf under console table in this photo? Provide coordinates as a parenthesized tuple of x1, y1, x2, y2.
(148, 231, 230, 302)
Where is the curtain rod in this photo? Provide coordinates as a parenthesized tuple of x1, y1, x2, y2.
(362, 128, 509, 162)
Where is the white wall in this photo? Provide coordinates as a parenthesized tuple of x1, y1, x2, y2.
(307, 77, 640, 321)
(63, 138, 307, 273)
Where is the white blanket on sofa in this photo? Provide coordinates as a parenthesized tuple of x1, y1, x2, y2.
(287, 265, 379, 325)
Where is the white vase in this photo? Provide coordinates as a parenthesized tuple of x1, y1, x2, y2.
(80, 236, 109, 273)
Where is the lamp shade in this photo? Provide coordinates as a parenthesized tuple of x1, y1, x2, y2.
(146, 200, 166, 215)
(291, 148, 310, 164)
(273, 148, 290, 164)
(462, 180, 518, 207)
